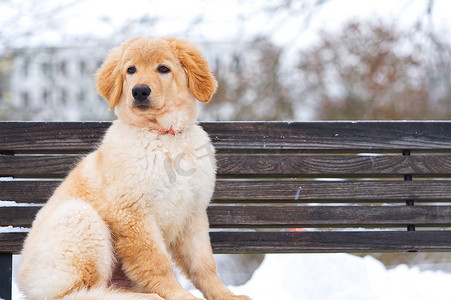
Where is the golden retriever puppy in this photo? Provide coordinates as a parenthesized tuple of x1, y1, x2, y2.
(18, 37, 249, 300)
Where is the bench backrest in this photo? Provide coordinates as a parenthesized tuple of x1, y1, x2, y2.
(1, 121, 451, 254)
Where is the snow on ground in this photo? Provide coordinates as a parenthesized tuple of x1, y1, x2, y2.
(12, 253, 451, 300)
(218, 254, 451, 300)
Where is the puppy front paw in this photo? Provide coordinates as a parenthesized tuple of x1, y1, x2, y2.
(230, 296, 251, 300)
(171, 295, 203, 300)
(214, 295, 251, 300)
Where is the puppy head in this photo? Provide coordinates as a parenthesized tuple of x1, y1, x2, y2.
(96, 37, 217, 129)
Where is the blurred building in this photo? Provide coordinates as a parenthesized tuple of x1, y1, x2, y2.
(0, 46, 113, 120)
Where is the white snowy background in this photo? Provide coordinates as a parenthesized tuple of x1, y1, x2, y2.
(2, 0, 451, 299)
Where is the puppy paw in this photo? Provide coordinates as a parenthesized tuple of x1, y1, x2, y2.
(230, 296, 251, 300)
(171, 295, 202, 300)
(213, 295, 251, 300)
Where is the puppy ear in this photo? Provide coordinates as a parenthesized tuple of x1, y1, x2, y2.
(96, 38, 140, 110)
(96, 46, 123, 110)
(165, 37, 218, 102)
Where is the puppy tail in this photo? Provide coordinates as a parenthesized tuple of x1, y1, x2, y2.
(60, 287, 164, 300)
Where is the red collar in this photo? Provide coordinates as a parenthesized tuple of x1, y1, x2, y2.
(155, 127, 181, 135)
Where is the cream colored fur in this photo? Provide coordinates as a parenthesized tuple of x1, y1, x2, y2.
(18, 37, 249, 300)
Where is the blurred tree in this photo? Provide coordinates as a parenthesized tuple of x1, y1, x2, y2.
(0, 0, 84, 53)
(296, 21, 451, 120)
(206, 37, 294, 121)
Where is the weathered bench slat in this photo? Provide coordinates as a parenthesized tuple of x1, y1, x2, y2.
(3, 154, 450, 178)
(0, 181, 58, 203)
(216, 155, 451, 177)
(0, 233, 26, 254)
(0, 155, 79, 178)
(213, 180, 451, 203)
(3, 231, 451, 254)
(3, 205, 451, 228)
(2, 121, 451, 152)
(207, 205, 451, 228)
(0, 122, 108, 153)
(0, 206, 41, 227)
(207, 121, 451, 151)
(2, 180, 450, 203)
(210, 231, 451, 253)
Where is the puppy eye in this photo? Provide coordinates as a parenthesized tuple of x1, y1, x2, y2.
(157, 65, 170, 74)
(127, 66, 136, 74)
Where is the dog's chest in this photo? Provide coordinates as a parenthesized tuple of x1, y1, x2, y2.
(124, 132, 215, 242)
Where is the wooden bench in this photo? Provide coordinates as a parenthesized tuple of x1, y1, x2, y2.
(1, 121, 451, 299)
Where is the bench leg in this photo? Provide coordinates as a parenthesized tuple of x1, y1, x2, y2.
(0, 253, 12, 300)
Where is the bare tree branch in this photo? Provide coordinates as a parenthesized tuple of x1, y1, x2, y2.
(0, 0, 85, 52)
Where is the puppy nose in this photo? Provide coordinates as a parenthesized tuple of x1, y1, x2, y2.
(132, 85, 151, 101)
